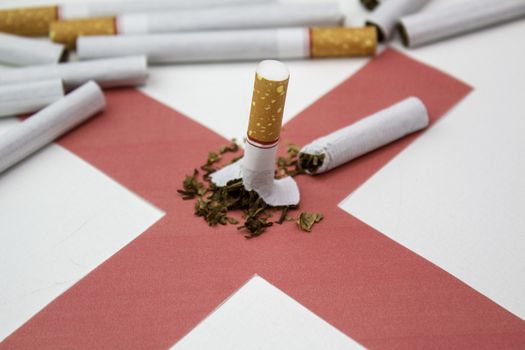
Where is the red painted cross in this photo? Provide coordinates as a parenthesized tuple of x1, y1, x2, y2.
(3, 49, 524, 349)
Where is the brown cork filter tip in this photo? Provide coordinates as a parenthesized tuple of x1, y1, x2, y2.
(310, 27, 377, 58)
(247, 60, 290, 145)
(50, 17, 117, 49)
(0, 6, 58, 36)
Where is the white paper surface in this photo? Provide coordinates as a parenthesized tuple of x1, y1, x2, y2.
(301, 96, 428, 173)
(117, 2, 342, 34)
(366, 0, 430, 40)
(0, 81, 104, 173)
(399, 0, 525, 47)
(172, 275, 364, 350)
(77, 28, 311, 63)
(59, 0, 270, 19)
(0, 117, 164, 340)
(0, 56, 148, 90)
(0, 33, 64, 66)
(0, 79, 64, 118)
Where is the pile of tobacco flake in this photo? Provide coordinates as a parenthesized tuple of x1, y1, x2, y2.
(177, 140, 324, 238)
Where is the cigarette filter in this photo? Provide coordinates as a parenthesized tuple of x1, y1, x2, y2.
(299, 97, 429, 174)
(50, 2, 343, 48)
(0, 33, 64, 66)
(0, 81, 105, 174)
(0, 79, 64, 118)
(77, 27, 376, 63)
(211, 60, 300, 206)
(0, 0, 264, 36)
(0, 5, 57, 36)
(366, 0, 430, 41)
(0, 56, 148, 90)
(399, 0, 525, 48)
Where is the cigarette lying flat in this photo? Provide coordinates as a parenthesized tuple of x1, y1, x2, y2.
(0, 56, 148, 90)
(50, 2, 343, 48)
(77, 27, 376, 63)
(211, 60, 300, 206)
(0, 81, 105, 174)
(0, 79, 64, 118)
(0, 0, 264, 36)
(299, 97, 429, 174)
(0, 33, 65, 66)
(366, 0, 430, 41)
(399, 0, 525, 48)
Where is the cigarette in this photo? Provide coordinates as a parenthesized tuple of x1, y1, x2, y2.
(0, 33, 65, 66)
(365, 0, 430, 41)
(0, 81, 105, 174)
(77, 27, 376, 63)
(399, 0, 525, 48)
(299, 97, 429, 174)
(50, 2, 343, 49)
(0, 56, 148, 90)
(0, 79, 64, 118)
(0, 0, 265, 36)
(211, 60, 300, 206)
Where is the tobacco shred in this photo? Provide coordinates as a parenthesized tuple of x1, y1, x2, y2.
(178, 139, 323, 238)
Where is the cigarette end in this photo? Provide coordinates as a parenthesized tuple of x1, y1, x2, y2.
(50, 17, 116, 49)
(247, 60, 289, 144)
(0, 6, 57, 36)
(310, 27, 377, 58)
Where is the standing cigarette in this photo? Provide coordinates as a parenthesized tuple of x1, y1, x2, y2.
(77, 27, 376, 63)
(366, 0, 430, 41)
(50, 2, 343, 48)
(0, 81, 105, 174)
(0, 56, 148, 90)
(0, 33, 64, 66)
(0, 79, 64, 118)
(0, 0, 265, 36)
(211, 60, 299, 206)
(399, 0, 525, 48)
(299, 97, 429, 174)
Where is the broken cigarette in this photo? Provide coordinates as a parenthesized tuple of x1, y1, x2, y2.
(299, 97, 429, 174)
(211, 60, 300, 206)
(365, 0, 430, 41)
(0, 79, 64, 118)
(50, 2, 343, 48)
(0, 56, 148, 90)
(77, 27, 376, 63)
(0, 32, 65, 66)
(399, 0, 525, 48)
(0, 81, 105, 174)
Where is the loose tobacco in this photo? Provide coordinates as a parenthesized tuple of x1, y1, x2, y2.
(178, 140, 323, 238)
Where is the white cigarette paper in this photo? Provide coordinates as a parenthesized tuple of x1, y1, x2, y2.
(58, 0, 269, 19)
(115, 2, 342, 35)
(0, 56, 148, 90)
(366, 0, 430, 40)
(399, 0, 525, 47)
(211, 60, 299, 206)
(0, 33, 64, 66)
(0, 81, 105, 174)
(0, 79, 64, 118)
(300, 97, 429, 174)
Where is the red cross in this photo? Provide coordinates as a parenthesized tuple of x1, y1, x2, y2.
(3, 49, 524, 349)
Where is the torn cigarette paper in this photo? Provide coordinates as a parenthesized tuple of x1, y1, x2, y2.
(300, 96, 429, 174)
